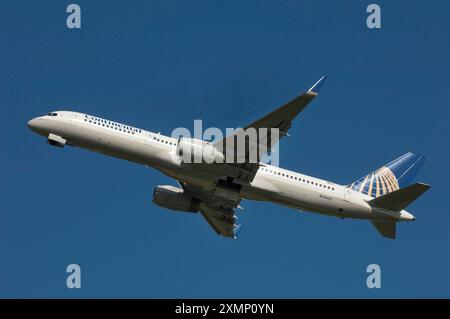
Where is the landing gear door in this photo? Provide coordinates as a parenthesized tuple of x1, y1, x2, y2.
(344, 186, 352, 201)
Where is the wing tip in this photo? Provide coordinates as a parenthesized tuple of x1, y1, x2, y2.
(308, 75, 327, 94)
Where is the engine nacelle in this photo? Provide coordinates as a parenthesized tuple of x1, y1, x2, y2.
(152, 185, 199, 213)
(176, 137, 224, 164)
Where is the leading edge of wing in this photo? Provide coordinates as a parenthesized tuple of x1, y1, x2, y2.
(213, 75, 327, 151)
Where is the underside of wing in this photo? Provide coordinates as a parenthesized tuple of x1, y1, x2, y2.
(198, 203, 241, 238)
(212, 76, 326, 182)
(242, 75, 326, 139)
(172, 77, 327, 237)
(178, 181, 242, 238)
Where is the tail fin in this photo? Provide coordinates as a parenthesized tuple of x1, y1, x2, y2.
(350, 152, 427, 198)
(368, 182, 431, 211)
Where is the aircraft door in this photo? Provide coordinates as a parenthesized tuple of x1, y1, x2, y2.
(146, 132, 154, 144)
(344, 186, 352, 201)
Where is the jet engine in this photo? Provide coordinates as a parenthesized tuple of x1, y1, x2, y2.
(152, 185, 199, 213)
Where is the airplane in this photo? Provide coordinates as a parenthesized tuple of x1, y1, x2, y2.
(27, 76, 430, 239)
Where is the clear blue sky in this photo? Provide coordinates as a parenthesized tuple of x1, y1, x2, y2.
(1, 1, 449, 298)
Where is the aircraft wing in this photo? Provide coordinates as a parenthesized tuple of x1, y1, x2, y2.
(178, 181, 242, 238)
(175, 77, 326, 237)
(198, 203, 241, 238)
(212, 76, 326, 182)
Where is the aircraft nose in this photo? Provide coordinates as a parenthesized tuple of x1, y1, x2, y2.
(27, 118, 40, 132)
(27, 117, 46, 135)
(27, 118, 36, 129)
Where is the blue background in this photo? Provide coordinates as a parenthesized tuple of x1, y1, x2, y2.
(1, 0, 449, 298)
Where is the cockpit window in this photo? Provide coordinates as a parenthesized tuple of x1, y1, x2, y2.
(47, 112, 58, 116)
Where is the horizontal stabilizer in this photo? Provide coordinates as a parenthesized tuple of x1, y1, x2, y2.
(368, 182, 431, 211)
(371, 221, 396, 239)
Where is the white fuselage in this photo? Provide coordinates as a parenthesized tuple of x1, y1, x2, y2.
(27, 111, 414, 222)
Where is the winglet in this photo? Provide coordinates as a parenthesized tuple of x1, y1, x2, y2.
(308, 75, 327, 94)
